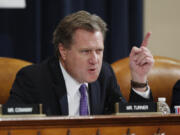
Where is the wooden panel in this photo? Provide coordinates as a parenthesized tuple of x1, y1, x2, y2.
(99, 125, 180, 135)
(1, 126, 180, 135)
(7, 130, 38, 135)
(0, 114, 180, 135)
(0, 130, 8, 135)
(40, 128, 67, 135)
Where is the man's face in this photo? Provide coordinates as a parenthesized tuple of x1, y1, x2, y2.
(59, 29, 104, 83)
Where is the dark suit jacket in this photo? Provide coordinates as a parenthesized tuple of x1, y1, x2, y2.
(171, 80, 180, 112)
(6, 56, 153, 116)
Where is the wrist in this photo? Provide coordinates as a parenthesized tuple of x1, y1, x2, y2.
(131, 73, 147, 83)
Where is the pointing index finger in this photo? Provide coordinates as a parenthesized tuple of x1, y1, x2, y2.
(141, 32, 151, 47)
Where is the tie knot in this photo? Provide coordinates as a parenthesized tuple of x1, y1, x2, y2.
(79, 84, 87, 96)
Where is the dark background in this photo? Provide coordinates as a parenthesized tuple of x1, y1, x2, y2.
(0, 0, 143, 64)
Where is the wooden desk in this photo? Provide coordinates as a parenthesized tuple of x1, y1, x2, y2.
(0, 114, 180, 135)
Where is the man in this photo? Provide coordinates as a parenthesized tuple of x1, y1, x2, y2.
(171, 80, 180, 112)
(6, 11, 154, 116)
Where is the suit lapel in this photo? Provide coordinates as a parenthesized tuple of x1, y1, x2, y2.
(52, 84, 68, 115)
(89, 81, 101, 115)
(48, 57, 68, 115)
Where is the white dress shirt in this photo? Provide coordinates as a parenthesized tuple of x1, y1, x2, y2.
(59, 61, 89, 116)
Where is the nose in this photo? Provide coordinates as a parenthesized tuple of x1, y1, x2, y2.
(89, 51, 98, 64)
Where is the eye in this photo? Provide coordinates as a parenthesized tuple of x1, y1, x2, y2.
(81, 50, 91, 54)
(96, 49, 103, 54)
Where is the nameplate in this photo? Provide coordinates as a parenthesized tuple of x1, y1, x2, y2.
(117, 102, 157, 113)
(2, 104, 40, 115)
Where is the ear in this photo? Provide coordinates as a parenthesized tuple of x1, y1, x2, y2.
(58, 43, 67, 60)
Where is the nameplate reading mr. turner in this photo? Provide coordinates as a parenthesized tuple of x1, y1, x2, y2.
(118, 102, 157, 113)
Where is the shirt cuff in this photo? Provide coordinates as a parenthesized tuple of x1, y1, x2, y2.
(132, 85, 150, 99)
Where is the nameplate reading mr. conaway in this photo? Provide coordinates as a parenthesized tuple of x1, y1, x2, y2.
(118, 102, 157, 112)
(2, 105, 40, 115)
(8, 107, 33, 113)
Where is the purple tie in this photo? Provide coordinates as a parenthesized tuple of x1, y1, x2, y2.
(79, 84, 89, 115)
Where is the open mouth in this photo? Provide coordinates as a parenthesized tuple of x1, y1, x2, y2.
(88, 68, 96, 72)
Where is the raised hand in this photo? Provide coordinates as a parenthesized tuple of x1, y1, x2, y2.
(129, 32, 154, 86)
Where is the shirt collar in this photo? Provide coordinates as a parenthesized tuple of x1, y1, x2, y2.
(59, 61, 88, 96)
